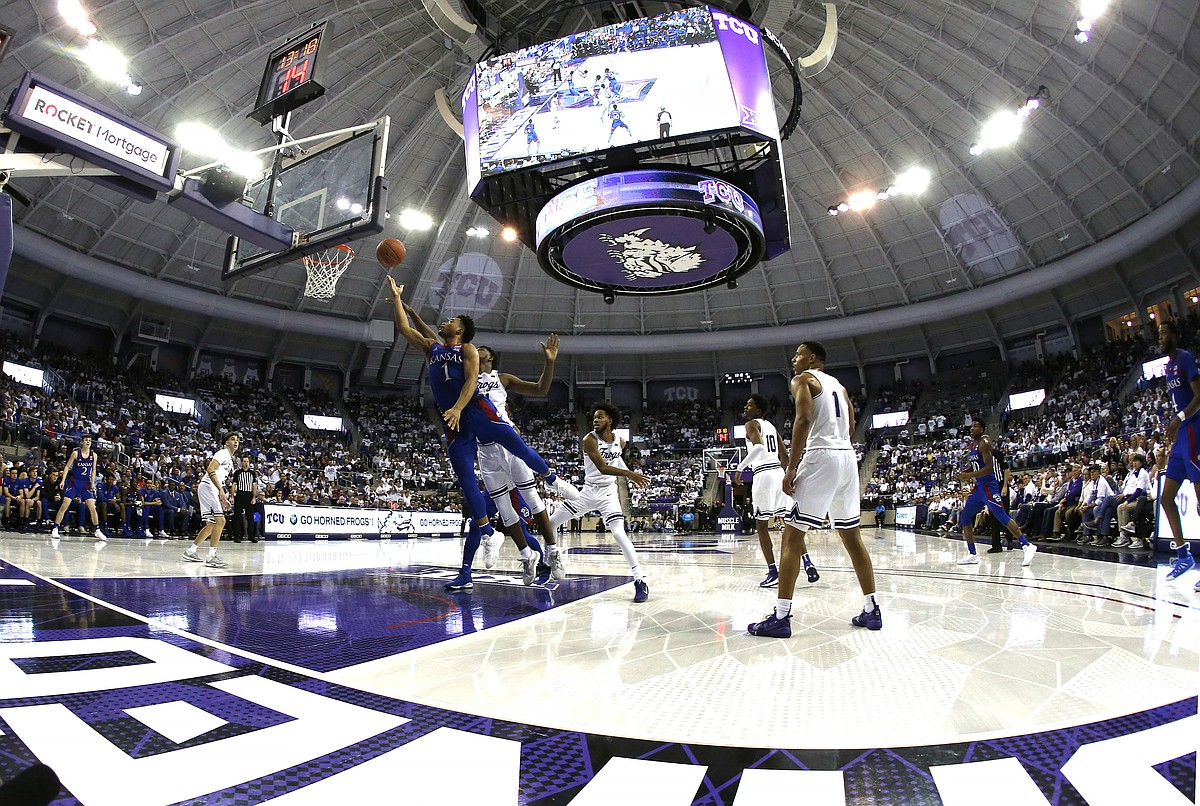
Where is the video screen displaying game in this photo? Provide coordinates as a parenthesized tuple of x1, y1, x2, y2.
(469, 6, 741, 179)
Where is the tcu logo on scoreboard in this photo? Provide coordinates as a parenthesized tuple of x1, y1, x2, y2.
(710, 11, 760, 45)
(461, 71, 477, 108)
(698, 179, 746, 213)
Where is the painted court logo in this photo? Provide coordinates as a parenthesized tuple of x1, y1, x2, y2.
(600, 228, 704, 280)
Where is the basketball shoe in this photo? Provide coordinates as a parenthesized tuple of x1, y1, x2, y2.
(1166, 550, 1195, 581)
(747, 613, 791, 638)
(851, 606, 883, 630)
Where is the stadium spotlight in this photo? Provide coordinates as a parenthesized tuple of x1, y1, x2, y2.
(1074, 28, 1090, 43)
(125, 81, 142, 96)
(893, 166, 930, 195)
(827, 206, 839, 216)
(399, 209, 434, 230)
(77, 38, 129, 84)
(58, 0, 96, 36)
(175, 122, 263, 179)
(465, 226, 489, 238)
(848, 189, 878, 212)
(970, 88, 1046, 156)
(501, 226, 518, 242)
(1080, 0, 1107, 18)
(603, 289, 616, 304)
(1075, 17, 1093, 32)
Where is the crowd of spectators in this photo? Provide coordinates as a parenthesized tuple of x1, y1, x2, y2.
(1, 314, 1190, 544)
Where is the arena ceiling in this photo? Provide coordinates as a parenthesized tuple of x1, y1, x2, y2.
(2, 0, 1200, 383)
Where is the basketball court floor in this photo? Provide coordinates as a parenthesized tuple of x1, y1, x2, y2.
(0, 526, 1195, 805)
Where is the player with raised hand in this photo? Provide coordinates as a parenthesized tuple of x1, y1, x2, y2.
(386, 276, 577, 590)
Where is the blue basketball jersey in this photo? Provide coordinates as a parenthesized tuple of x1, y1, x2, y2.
(1166, 349, 1200, 421)
(428, 343, 471, 412)
(968, 441, 998, 488)
(71, 450, 95, 486)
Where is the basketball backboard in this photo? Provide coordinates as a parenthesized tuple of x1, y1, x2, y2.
(222, 116, 389, 280)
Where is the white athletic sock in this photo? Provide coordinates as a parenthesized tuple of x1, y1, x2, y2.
(608, 518, 641, 571)
(863, 594, 877, 613)
(775, 599, 792, 620)
(519, 546, 532, 560)
(207, 547, 217, 558)
(184, 544, 197, 554)
(630, 563, 643, 581)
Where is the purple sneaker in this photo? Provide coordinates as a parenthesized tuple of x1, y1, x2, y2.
(804, 558, 820, 584)
(851, 606, 883, 630)
(759, 567, 779, 588)
(748, 613, 792, 638)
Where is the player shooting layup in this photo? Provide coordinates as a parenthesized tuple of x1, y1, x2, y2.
(388, 277, 577, 590)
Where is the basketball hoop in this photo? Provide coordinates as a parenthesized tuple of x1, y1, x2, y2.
(301, 244, 355, 300)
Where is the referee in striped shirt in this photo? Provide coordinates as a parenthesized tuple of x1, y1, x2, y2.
(230, 457, 259, 543)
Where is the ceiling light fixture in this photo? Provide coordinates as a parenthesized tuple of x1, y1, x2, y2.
(970, 87, 1047, 156)
(175, 121, 264, 179)
(399, 209, 434, 230)
(500, 226, 518, 242)
(827, 167, 931, 217)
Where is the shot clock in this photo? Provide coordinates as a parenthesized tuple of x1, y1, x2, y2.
(249, 21, 332, 124)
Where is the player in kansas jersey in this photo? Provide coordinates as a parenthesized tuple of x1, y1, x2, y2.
(50, 434, 105, 541)
(731, 394, 790, 588)
(546, 402, 651, 602)
(606, 103, 632, 144)
(953, 416, 1036, 567)
(1156, 319, 1200, 582)
(388, 276, 578, 590)
(475, 338, 569, 582)
(749, 341, 879, 638)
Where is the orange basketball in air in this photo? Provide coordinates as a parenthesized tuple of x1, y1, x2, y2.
(376, 238, 406, 267)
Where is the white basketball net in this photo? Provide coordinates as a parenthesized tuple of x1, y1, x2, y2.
(301, 244, 355, 300)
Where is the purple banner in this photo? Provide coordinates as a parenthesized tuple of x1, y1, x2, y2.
(710, 9, 779, 141)
(462, 67, 482, 194)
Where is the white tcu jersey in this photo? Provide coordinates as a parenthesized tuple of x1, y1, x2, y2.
(476, 371, 514, 429)
(743, 418, 782, 472)
(203, 448, 235, 488)
(803, 369, 853, 451)
(583, 431, 625, 488)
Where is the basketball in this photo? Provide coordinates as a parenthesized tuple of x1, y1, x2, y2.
(376, 238, 406, 267)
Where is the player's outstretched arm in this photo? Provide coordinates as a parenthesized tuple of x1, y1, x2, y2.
(386, 277, 435, 352)
(402, 300, 438, 343)
(501, 333, 560, 396)
(583, 434, 650, 486)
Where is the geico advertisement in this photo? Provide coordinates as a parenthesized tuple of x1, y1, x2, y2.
(263, 505, 464, 536)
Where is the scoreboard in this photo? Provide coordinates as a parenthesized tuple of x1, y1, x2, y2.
(715, 426, 732, 445)
(250, 22, 333, 124)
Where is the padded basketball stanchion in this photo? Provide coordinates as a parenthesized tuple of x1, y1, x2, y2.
(0, 190, 12, 300)
(301, 244, 355, 300)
